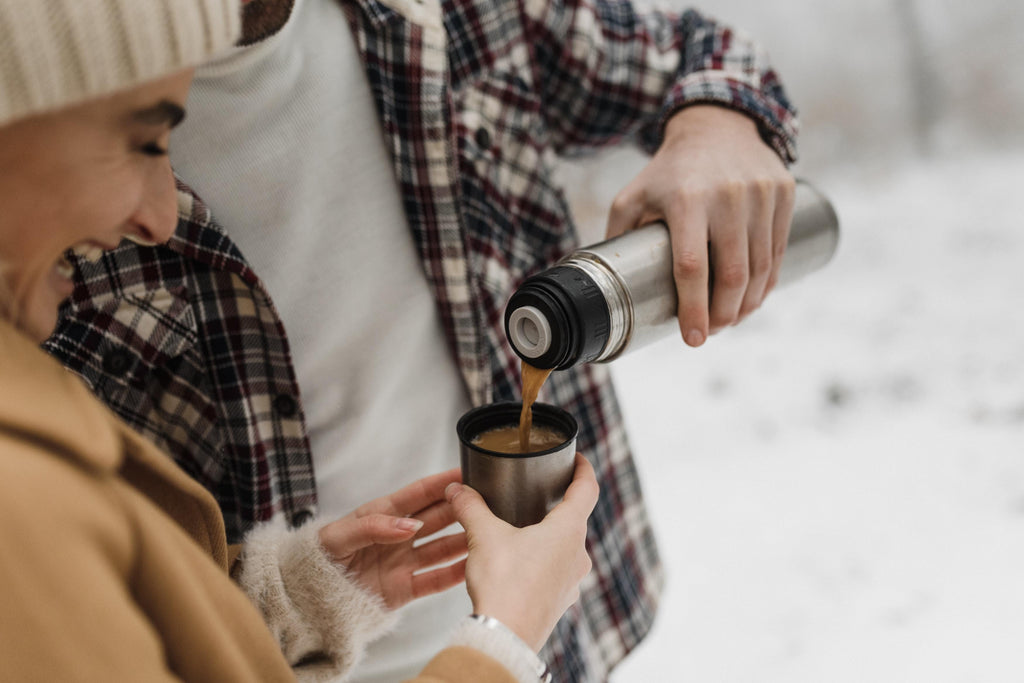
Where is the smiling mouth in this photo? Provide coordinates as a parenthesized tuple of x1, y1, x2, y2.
(70, 243, 108, 263)
(55, 242, 116, 282)
(55, 254, 75, 280)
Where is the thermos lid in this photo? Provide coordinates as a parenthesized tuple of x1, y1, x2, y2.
(504, 265, 611, 369)
(507, 305, 553, 359)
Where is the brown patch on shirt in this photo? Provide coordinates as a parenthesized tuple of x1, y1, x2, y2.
(240, 0, 296, 46)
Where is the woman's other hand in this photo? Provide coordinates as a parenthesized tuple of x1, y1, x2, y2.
(317, 468, 468, 610)
(446, 453, 600, 651)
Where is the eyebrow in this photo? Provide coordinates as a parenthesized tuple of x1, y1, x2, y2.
(131, 100, 187, 128)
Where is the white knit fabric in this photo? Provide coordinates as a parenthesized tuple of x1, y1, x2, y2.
(169, 0, 474, 678)
(448, 616, 549, 683)
(234, 516, 400, 683)
(0, 0, 242, 126)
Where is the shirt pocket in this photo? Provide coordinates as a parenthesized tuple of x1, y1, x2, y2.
(84, 287, 226, 483)
(454, 45, 579, 303)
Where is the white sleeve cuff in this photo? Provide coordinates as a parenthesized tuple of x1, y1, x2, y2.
(448, 615, 550, 683)
(234, 516, 398, 682)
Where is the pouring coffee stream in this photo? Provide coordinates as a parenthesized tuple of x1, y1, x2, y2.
(470, 364, 555, 454)
(518, 363, 554, 451)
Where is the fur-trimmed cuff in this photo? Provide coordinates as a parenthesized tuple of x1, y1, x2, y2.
(234, 516, 398, 682)
(448, 616, 548, 683)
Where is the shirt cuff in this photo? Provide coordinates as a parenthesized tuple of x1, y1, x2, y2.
(654, 72, 800, 165)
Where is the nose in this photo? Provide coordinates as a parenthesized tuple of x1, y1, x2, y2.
(126, 161, 178, 245)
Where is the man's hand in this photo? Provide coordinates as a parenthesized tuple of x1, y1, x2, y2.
(606, 105, 796, 347)
(317, 469, 468, 610)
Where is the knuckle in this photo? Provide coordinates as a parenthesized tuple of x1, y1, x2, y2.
(611, 185, 644, 213)
(778, 174, 797, 197)
(608, 193, 631, 217)
(358, 515, 382, 535)
(672, 251, 705, 280)
(668, 183, 705, 211)
(750, 254, 772, 279)
(715, 178, 746, 203)
(753, 175, 777, 199)
(451, 496, 471, 517)
(709, 310, 736, 328)
(317, 524, 339, 549)
(715, 262, 748, 290)
(748, 179, 773, 209)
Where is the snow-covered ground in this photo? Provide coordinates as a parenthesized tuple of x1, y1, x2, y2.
(550, 1, 1024, 677)
(602, 151, 1024, 681)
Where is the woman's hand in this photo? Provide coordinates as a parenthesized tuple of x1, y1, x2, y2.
(445, 453, 600, 651)
(606, 104, 796, 346)
(317, 469, 469, 610)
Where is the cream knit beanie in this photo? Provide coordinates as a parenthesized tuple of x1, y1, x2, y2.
(0, 0, 242, 126)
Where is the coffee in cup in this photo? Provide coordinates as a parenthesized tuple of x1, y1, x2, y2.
(457, 401, 578, 527)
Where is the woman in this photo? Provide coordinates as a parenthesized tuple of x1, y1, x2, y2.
(0, 2, 597, 682)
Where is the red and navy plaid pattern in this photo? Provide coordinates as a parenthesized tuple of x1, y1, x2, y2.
(46, 186, 318, 537)
(45, 0, 796, 680)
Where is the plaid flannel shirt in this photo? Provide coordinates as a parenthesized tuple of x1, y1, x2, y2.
(45, 0, 797, 679)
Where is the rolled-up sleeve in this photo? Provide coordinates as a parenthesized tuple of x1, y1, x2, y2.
(523, 0, 799, 161)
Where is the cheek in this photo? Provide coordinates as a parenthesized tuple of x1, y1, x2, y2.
(1, 171, 141, 306)
(12, 160, 143, 245)
(30, 152, 143, 233)
(74, 172, 145, 230)
(0, 255, 65, 341)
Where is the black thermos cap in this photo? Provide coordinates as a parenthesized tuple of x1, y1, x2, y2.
(504, 265, 611, 370)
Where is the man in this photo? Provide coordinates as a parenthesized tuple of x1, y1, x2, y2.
(46, 0, 797, 680)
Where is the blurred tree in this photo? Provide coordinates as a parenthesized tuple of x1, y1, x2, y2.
(894, 0, 942, 155)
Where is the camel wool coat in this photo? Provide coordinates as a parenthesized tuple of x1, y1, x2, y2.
(0, 319, 515, 683)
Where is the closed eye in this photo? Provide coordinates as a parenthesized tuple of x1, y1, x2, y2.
(139, 142, 169, 157)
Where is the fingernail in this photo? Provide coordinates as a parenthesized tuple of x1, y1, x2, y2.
(684, 329, 705, 347)
(396, 518, 424, 532)
(444, 483, 461, 501)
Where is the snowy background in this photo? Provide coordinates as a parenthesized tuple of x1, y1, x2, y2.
(556, 2, 1024, 681)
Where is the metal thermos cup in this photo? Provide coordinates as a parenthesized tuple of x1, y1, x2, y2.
(505, 179, 840, 370)
(457, 402, 578, 527)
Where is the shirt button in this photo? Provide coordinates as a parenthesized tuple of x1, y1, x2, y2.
(291, 509, 314, 527)
(474, 126, 492, 150)
(102, 348, 133, 376)
(273, 393, 298, 417)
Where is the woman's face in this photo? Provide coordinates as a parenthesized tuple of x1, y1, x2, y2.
(0, 70, 193, 341)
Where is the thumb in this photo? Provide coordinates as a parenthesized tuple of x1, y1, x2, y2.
(445, 482, 500, 535)
(605, 184, 646, 240)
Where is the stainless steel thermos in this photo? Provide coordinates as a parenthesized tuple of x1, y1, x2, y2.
(457, 402, 579, 527)
(504, 179, 840, 370)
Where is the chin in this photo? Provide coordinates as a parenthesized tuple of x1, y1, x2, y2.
(22, 313, 58, 343)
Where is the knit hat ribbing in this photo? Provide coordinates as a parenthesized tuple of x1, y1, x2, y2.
(0, 0, 242, 126)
